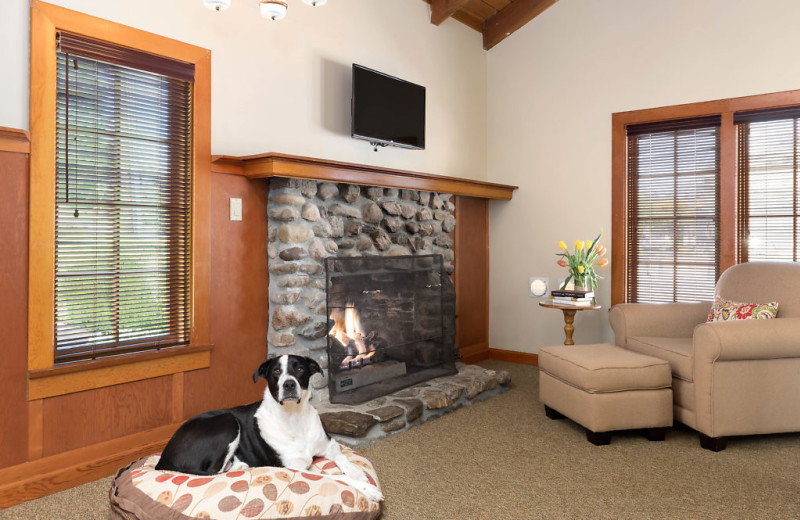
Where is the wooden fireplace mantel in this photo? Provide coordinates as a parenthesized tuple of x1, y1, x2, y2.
(211, 153, 517, 200)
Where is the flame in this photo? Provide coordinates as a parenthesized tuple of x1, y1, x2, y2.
(329, 303, 376, 369)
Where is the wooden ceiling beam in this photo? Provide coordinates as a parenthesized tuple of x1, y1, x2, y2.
(430, 0, 471, 26)
(483, 0, 557, 50)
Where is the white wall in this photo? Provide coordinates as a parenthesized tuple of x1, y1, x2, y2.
(487, 0, 800, 353)
(0, 0, 487, 180)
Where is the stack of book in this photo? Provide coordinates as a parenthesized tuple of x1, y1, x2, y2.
(549, 289, 595, 306)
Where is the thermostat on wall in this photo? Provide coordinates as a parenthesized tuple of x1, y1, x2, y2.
(529, 277, 549, 298)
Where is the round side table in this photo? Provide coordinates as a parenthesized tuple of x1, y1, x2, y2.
(538, 300, 602, 345)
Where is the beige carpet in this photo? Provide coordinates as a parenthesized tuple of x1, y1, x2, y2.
(2, 360, 800, 519)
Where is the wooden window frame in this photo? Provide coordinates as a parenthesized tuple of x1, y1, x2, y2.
(28, 0, 211, 399)
(612, 89, 800, 306)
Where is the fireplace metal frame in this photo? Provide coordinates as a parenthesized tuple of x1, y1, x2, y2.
(325, 254, 457, 404)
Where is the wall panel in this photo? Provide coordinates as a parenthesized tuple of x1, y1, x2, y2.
(454, 196, 490, 363)
(42, 376, 173, 457)
(183, 172, 269, 418)
(0, 151, 30, 469)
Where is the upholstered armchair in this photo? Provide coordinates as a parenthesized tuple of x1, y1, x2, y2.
(609, 262, 800, 451)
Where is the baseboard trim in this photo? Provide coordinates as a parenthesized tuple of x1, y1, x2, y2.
(459, 341, 489, 364)
(0, 423, 181, 509)
(488, 348, 539, 366)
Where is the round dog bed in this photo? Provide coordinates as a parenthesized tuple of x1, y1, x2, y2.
(109, 446, 381, 520)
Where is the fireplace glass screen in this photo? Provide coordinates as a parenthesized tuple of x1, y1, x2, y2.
(326, 254, 457, 404)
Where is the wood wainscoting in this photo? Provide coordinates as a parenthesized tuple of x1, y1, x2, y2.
(0, 133, 269, 507)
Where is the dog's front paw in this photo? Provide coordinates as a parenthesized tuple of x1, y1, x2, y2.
(353, 481, 384, 503)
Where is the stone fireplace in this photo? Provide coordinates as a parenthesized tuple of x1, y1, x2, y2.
(266, 178, 458, 403)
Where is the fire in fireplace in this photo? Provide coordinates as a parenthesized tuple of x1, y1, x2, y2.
(325, 254, 457, 405)
(328, 303, 377, 370)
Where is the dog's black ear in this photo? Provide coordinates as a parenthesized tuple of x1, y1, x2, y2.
(306, 357, 322, 376)
(252, 361, 269, 383)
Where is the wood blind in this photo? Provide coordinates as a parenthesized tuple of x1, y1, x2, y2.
(54, 32, 194, 363)
(736, 107, 800, 262)
(626, 117, 721, 303)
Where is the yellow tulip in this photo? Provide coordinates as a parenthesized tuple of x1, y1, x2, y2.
(574, 240, 584, 251)
(578, 265, 585, 274)
(558, 241, 567, 250)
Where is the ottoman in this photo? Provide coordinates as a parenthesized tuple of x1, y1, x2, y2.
(539, 343, 673, 445)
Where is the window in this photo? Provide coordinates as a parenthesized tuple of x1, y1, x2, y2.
(626, 118, 720, 303)
(736, 107, 800, 262)
(29, 2, 211, 398)
(54, 33, 193, 363)
(612, 91, 800, 305)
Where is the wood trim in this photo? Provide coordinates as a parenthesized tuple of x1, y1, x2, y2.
(28, 0, 58, 371)
(719, 112, 737, 274)
(210, 155, 245, 176)
(0, 422, 181, 509)
(28, 347, 211, 400)
(611, 89, 800, 306)
(28, 2, 212, 386)
(460, 341, 490, 364)
(27, 400, 44, 461)
(0, 127, 31, 154)
(29, 343, 212, 380)
(488, 348, 539, 366)
(211, 153, 517, 200)
(611, 113, 627, 306)
(431, 0, 470, 25)
(483, 0, 557, 51)
(192, 49, 212, 347)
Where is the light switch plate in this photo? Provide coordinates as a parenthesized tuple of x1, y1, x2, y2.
(230, 198, 242, 221)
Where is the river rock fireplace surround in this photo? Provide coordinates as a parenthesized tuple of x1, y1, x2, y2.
(266, 177, 459, 404)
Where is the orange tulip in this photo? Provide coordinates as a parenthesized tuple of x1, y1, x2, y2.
(557, 259, 567, 267)
(597, 258, 608, 267)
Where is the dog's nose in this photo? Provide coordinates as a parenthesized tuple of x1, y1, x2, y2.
(283, 379, 296, 392)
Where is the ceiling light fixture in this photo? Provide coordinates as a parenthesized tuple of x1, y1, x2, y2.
(259, 0, 288, 20)
(203, 0, 231, 11)
(204, 0, 326, 21)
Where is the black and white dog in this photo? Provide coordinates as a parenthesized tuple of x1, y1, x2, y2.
(156, 354, 382, 502)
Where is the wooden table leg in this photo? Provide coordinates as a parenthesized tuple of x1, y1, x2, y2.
(561, 309, 577, 345)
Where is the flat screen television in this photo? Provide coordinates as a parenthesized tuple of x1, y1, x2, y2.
(351, 64, 426, 150)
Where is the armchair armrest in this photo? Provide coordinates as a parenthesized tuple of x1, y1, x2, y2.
(693, 318, 800, 363)
(610, 302, 711, 347)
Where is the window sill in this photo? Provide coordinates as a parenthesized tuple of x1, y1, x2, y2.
(28, 344, 213, 400)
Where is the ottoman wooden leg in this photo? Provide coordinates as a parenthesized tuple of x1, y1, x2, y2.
(699, 434, 727, 452)
(544, 405, 565, 420)
(645, 427, 667, 442)
(586, 429, 611, 446)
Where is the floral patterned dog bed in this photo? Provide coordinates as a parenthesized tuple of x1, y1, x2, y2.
(109, 447, 381, 520)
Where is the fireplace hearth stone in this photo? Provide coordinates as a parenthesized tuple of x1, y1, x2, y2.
(318, 363, 510, 447)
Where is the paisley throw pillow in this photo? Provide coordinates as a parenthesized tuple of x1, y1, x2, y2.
(707, 297, 779, 322)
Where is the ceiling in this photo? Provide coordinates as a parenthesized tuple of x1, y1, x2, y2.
(423, 0, 557, 50)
